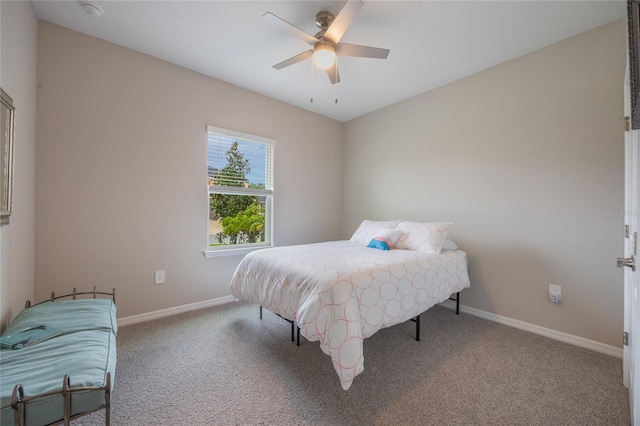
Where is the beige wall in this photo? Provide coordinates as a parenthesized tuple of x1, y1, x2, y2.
(344, 19, 626, 347)
(35, 22, 344, 319)
(0, 1, 37, 331)
(32, 17, 629, 348)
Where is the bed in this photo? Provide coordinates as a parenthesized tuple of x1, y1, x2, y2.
(230, 220, 471, 390)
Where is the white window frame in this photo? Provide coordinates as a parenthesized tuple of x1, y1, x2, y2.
(204, 126, 274, 258)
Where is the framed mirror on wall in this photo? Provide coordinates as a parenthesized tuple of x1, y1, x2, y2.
(1, 88, 16, 225)
(628, 1, 640, 129)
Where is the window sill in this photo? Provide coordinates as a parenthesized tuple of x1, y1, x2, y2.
(203, 245, 272, 259)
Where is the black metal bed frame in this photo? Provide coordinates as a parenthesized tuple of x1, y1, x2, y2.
(260, 291, 460, 345)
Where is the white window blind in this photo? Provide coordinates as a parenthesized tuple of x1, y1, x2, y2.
(207, 126, 274, 194)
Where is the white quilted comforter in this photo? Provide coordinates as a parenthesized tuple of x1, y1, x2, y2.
(230, 241, 470, 390)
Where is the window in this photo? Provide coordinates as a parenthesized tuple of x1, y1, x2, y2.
(206, 126, 274, 256)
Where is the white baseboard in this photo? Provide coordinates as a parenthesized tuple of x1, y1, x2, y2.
(117, 295, 236, 327)
(440, 300, 622, 359)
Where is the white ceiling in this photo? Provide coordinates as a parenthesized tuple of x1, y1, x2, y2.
(32, 1, 626, 122)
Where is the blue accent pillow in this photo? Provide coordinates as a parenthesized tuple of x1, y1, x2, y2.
(366, 227, 403, 251)
(367, 239, 391, 250)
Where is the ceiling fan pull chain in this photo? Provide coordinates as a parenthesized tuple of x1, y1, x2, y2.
(335, 58, 338, 104)
(310, 58, 315, 103)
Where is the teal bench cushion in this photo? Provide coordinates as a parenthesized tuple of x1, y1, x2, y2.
(0, 298, 117, 426)
(3, 299, 117, 337)
(0, 329, 116, 426)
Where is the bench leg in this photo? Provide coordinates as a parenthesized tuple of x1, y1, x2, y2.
(62, 375, 71, 426)
(105, 372, 111, 426)
(11, 384, 25, 426)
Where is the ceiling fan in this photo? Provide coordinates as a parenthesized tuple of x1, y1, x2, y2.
(264, 0, 390, 85)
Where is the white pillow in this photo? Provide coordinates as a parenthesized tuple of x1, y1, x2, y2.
(442, 238, 459, 251)
(350, 220, 401, 244)
(395, 221, 452, 254)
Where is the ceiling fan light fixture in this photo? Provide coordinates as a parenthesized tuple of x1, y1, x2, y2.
(313, 44, 336, 70)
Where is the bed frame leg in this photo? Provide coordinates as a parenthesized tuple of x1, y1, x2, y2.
(448, 292, 460, 315)
(259, 306, 302, 346)
(410, 315, 421, 341)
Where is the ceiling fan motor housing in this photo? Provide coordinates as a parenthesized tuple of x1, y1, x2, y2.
(315, 11, 335, 31)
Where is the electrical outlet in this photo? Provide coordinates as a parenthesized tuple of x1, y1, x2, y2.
(549, 284, 561, 303)
(155, 270, 165, 285)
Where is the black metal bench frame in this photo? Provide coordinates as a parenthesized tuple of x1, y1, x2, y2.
(2, 287, 116, 426)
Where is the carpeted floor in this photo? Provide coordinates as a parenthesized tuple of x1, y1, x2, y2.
(76, 301, 629, 425)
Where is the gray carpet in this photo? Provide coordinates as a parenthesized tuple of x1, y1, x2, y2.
(76, 302, 629, 425)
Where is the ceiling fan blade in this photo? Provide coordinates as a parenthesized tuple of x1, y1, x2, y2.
(263, 12, 319, 45)
(337, 43, 390, 59)
(273, 50, 313, 70)
(326, 63, 341, 85)
(324, 0, 364, 44)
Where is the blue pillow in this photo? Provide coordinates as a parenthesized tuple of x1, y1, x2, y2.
(367, 239, 391, 250)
